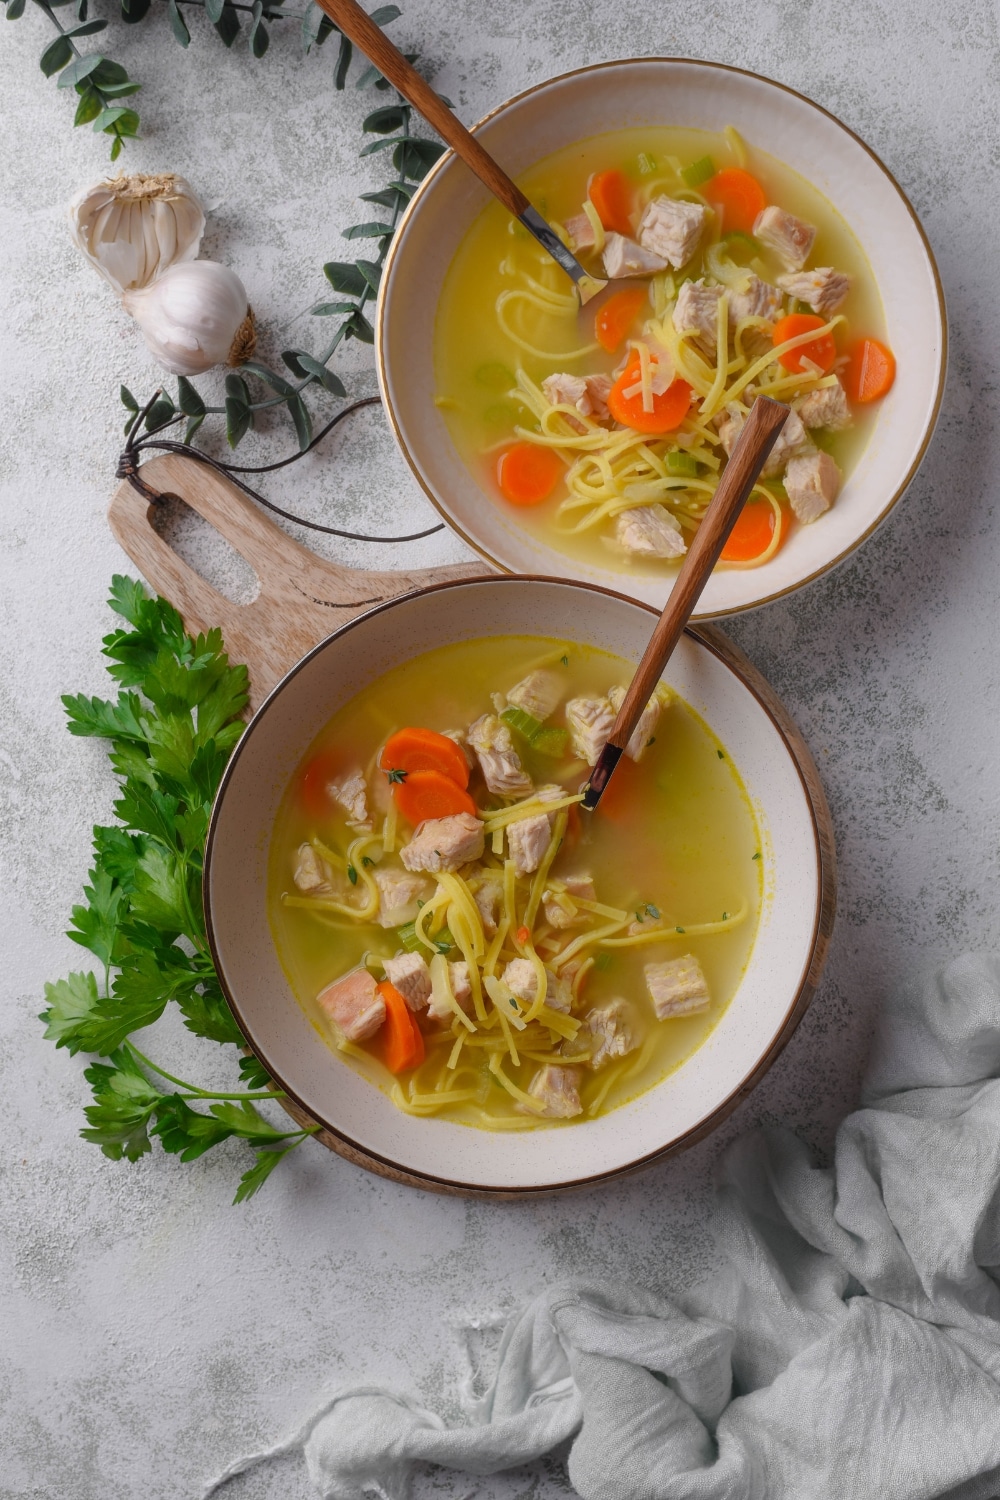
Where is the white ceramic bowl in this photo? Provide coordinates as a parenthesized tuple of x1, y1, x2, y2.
(377, 58, 946, 617)
(205, 578, 836, 1196)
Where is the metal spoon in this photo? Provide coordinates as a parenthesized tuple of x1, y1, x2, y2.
(583, 397, 791, 810)
(315, 0, 608, 304)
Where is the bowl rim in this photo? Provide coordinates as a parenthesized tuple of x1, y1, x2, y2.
(375, 55, 947, 618)
(203, 575, 838, 1197)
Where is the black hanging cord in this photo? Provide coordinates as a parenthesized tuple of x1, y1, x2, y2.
(116, 391, 446, 545)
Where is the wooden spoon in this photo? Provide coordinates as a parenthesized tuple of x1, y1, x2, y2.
(582, 396, 790, 811)
(314, 0, 607, 304)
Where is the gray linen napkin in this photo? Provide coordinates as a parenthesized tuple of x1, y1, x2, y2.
(205, 952, 1000, 1499)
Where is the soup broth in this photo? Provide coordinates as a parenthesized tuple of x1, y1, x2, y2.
(268, 636, 762, 1130)
(434, 126, 891, 574)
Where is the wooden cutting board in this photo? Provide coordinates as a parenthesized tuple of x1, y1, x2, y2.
(108, 451, 493, 711)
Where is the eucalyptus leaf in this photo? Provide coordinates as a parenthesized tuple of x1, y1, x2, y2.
(300, 1, 332, 51)
(5, 0, 26, 19)
(120, 0, 151, 21)
(91, 58, 129, 84)
(65, 16, 106, 34)
(183, 415, 205, 444)
(342, 220, 392, 240)
(323, 261, 367, 296)
(288, 394, 312, 451)
(213, 3, 240, 45)
(363, 104, 405, 134)
(166, 0, 190, 46)
(120, 385, 139, 412)
(346, 309, 375, 345)
(39, 35, 73, 76)
(368, 4, 401, 21)
(176, 377, 205, 418)
(250, 17, 268, 56)
(354, 62, 384, 89)
(145, 395, 176, 432)
(334, 31, 351, 89)
(240, 360, 295, 397)
(58, 50, 105, 86)
(224, 372, 251, 407)
(203, 0, 224, 20)
(359, 135, 416, 157)
(97, 80, 141, 98)
(225, 397, 251, 449)
(285, 352, 345, 395)
(359, 185, 410, 208)
(355, 258, 382, 293)
(309, 300, 357, 316)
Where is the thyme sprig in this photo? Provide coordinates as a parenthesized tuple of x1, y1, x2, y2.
(5, 0, 406, 159)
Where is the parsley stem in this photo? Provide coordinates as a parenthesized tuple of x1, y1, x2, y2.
(124, 1041, 284, 1101)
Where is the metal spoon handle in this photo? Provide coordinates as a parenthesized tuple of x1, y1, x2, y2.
(315, 0, 606, 302)
(583, 397, 791, 810)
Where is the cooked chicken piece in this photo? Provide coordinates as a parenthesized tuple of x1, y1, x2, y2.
(637, 195, 706, 268)
(564, 212, 596, 252)
(614, 504, 687, 560)
(442, 728, 473, 768)
(566, 695, 616, 766)
(727, 275, 783, 325)
(777, 267, 851, 318)
(501, 958, 572, 1013)
(293, 842, 333, 894)
(608, 684, 661, 762)
(541, 372, 611, 424)
(542, 872, 596, 929)
(328, 769, 371, 830)
(586, 998, 640, 1068)
(471, 873, 504, 936)
(400, 813, 484, 874)
(673, 278, 722, 345)
(783, 449, 841, 524)
(382, 952, 432, 1012)
(603, 232, 668, 279)
(716, 403, 808, 478)
(317, 968, 385, 1040)
(506, 668, 563, 723)
(506, 785, 563, 877)
(645, 954, 711, 1019)
(521, 1064, 583, 1118)
(798, 380, 852, 432)
(372, 868, 433, 928)
(753, 206, 816, 271)
(426, 959, 474, 1022)
(468, 713, 533, 797)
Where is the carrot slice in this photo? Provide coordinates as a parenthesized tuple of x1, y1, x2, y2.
(705, 168, 767, 235)
(772, 313, 837, 375)
(300, 750, 341, 818)
(377, 981, 425, 1074)
(595, 286, 648, 352)
(588, 169, 634, 236)
(844, 337, 896, 403)
(721, 498, 778, 562)
(393, 768, 477, 826)
(497, 442, 564, 506)
(381, 727, 469, 789)
(607, 354, 692, 434)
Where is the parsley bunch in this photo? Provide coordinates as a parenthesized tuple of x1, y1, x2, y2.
(40, 576, 317, 1202)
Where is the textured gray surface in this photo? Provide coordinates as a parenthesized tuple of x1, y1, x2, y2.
(0, 1, 990, 1495)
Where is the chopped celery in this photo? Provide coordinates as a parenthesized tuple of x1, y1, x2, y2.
(723, 230, 760, 264)
(397, 922, 421, 952)
(501, 705, 543, 741)
(475, 362, 516, 390)
(681, 156, 715, 188)
(637, 152, 657, 175)
(532, 727, 568, 758)
(666, 451, 699, 477)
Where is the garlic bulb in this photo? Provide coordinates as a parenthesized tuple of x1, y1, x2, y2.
(69, 173, 205, 295)
(122, 261, 256, 376)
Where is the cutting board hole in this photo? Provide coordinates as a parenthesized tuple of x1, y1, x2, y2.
(152, 494, 261, 606)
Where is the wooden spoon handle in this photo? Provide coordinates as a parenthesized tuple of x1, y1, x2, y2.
(584, 397, 790, 807)
(315, 0, 530, 218)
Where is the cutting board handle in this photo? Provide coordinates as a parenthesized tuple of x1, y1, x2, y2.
(108, 452, 491, 708)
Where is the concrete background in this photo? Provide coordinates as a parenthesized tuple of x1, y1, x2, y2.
(0, 0, 994, 1494)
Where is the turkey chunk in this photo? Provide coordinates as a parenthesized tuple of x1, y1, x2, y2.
(798, 380, 852, 432)
(542, 372, 612, 422)
(645, 954, 710, 1019)
(317, 968, 385, 1041)
(293, 842, 333, 894)
(608, 684, 661, 763)
(637, 196, 706, 268)
(777, 267, 851, 318)
(468, 714, 533, 797)
(506, 668, 563, 723)
(716, 403, 808, 478)
(400, 813, 484, 874)
(471, 872, 504, 936)
(586, 999, 640, 1069)
(373, 868, 433, 928)
(521, 1065, 582, 1118)
(564, 211, 597, 251)
(382, 952, 432, 1012)
(753, 206, 816, 271)
(673, 278, 722, 345)
(328, 768, 371, 830)
(542, 873, 596, 929)
(783, 450, 841, 524)
(728, 275, 783, 325)
(426, 960, 474, 1022)
(566, 695, 616, 766)
(614, 504, 687, 560)
(502, 959, 572, 1013)
(603, 232, 667, 279)
(506, 785, 563, 877)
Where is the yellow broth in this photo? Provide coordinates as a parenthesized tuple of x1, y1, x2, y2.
(268, 636, 762, 1129)
(433, 125, 887, 575)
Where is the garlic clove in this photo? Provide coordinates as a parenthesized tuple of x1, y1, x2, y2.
(122, 260, 256, 376)
(68, 172, 206, 296)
